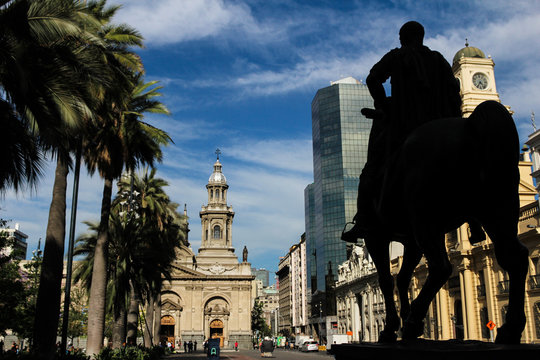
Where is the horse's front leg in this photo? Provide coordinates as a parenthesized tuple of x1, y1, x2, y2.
(365, 236, 399, 342)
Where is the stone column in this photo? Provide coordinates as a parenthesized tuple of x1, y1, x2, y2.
(360, 291, 367, 341)
(351, 294, 359, 342)
(460, 258, 477, 339)
(436, 286, 451, 339)
(482, 256, 498, 327)
(367, 287, 374, 342)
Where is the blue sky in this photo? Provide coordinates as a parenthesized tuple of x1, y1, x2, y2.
(3, 0, 540, 276)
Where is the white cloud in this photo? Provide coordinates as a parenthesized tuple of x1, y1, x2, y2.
(111, 0, 275, 45)
(226, 138, 313, 174)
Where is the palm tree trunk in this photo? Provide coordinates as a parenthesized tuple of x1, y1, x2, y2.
(143, 299, 154, 347)
(112, 304, 127, 349)
(86, 177, 113, 358)
(126, 286, 139, 345)
(33, 157, 68, 359)
(153, 293, 161, 346)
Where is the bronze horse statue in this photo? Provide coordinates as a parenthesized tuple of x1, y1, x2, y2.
(359, 100, 529, 344)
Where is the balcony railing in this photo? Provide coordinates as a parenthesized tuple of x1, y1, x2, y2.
(519, 201, 539, 222)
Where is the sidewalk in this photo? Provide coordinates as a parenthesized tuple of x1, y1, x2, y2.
(167, 349, 260, 360)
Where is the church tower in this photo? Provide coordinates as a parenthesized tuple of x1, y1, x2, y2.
(197, 149, 238, 264)
(452, 41, 511, 117)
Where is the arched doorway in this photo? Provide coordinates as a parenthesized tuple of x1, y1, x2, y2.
(210, 319, 224, 347)
(161, 315, 175, 345)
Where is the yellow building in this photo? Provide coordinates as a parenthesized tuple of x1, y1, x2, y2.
(154, 156, 254, 349)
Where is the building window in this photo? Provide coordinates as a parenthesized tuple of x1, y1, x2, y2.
(213, 225, 221, 239)
(534, 302, 540, 339)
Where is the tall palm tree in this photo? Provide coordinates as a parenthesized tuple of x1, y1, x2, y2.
(84, 71, 171, 356)
(4, 2, 112, 358)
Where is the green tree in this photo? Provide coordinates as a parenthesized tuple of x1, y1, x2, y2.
(0, 0, 103, 193)
(0, 221, 26, 335)
(24, 1, 110, 357)
(74, 169, 184, 350)
(84, 74, 171, 355)
(58, 287, 88, 343)
(251, 300, 272, 337)
(82, 9, 172, 352)
(12, 246, 43, 344)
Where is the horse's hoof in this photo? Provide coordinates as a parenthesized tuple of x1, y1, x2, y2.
(402, 319, 424, 340)
(378, 330, 397, 343)
(495, 324, 522, 344)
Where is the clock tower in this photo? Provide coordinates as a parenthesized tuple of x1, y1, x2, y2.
(452, 41, 511, 117)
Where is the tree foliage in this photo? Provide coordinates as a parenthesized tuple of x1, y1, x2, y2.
(12, 246, 43, 341)
(73, 168, 185, 348)
(0, 221, 26, 335)
(251, 300, 271, 337)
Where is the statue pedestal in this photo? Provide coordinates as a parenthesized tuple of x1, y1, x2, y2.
(332, 339, 540, 360)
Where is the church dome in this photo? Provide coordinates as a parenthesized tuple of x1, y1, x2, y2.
(209, 160, 227, 184)
(453, 42, 486, 64)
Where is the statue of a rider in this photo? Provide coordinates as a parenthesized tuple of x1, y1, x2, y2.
(342, 21, 462, 242)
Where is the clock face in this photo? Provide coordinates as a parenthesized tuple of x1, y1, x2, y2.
(472, 72, 488, 90)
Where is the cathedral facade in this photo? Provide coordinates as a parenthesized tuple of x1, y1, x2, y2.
(158, 155, 254, 349)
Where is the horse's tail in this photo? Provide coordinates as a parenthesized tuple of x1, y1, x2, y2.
(468, 100, 520, 172)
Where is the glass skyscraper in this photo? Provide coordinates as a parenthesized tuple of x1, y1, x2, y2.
(305, 77, 373, 293)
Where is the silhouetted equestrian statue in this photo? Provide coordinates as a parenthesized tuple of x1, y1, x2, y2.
(342, 21, 528, 344)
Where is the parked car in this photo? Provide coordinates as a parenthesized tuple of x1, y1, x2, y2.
(300, 340, 319, 352)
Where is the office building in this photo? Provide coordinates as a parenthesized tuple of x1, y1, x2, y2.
(307, 76, 373, 293)
(305, 76, 373, 343)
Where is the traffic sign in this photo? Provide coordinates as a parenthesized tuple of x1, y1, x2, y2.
(486, 320, 496, 330)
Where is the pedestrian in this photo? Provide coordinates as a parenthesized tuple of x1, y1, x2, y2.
(184, 341, 187, 353)
(194, 340, 197, 352)
(188, 340, 193, 353)
(234, 341, 238, 351)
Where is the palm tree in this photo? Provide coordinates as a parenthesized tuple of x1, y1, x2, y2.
(73, 169, 185, 348)
(0, 0, 102, 193)
(4, 2, 112, 358)
(115, 169, 186, 345)
(84, 69, 171, 356)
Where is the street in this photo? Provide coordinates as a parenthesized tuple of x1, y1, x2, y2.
(168, 348, 335, 360)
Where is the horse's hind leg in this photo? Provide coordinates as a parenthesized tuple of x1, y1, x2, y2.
(482, 217, 528, 344)
(365, 236, 399, 342)
(402, 231, 451, 340)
